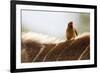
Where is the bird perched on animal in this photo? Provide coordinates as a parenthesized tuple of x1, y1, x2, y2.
(66, 21, 78, 40)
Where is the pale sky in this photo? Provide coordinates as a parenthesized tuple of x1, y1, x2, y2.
(22, 10, 89, 39)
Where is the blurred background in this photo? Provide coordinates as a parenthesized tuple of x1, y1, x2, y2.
(22, 10, 90, 39)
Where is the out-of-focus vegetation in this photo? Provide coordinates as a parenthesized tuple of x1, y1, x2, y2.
(77, 13, 90, 34)
(22, 25, 30, 32)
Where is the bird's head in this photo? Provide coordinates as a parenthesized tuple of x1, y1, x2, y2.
(68, 21, 73, 29)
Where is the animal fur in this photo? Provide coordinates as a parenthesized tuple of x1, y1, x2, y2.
(21, 32, 90, 62)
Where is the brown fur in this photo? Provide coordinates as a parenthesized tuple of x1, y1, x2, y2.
(21, 40, 43, 63)
(57, 34, 90, 61)
(34, 44, 56, 62)
(21, 33, 90, 62)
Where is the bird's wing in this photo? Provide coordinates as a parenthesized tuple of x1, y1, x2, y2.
(74, 28, 78, 36)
